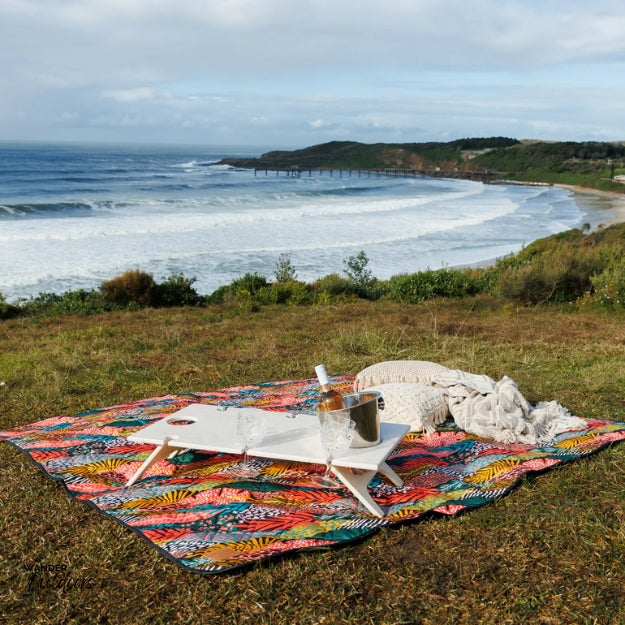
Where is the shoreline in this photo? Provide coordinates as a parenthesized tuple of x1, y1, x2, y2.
(3, 174, 624, 303)
(554, 183, 625, 229)
(461, 184, 625, 271)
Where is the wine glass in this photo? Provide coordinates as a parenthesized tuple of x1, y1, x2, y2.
(233, 410, 267, 477)
(313, 411, 356, 488)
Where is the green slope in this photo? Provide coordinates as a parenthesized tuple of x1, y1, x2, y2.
(220, 137, 625, 193)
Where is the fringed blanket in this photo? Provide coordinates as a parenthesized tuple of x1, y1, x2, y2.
(2, 376, 625, 574)
(431, 370, 588, 444)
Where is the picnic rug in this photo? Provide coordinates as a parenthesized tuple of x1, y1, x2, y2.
(2, 375, 625, 575)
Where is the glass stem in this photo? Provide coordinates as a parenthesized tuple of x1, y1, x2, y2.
(323, 460, 332, 479)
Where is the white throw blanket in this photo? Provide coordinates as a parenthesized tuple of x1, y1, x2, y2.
(430, 370, 586, 444)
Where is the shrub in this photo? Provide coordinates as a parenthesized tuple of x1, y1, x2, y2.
(155, 273, 203, 307)
(100, 270, 157, 307)
(14, 292, 58, 316)
(360, 280, 388, 301)
(226, 272, 272, 307)
(388, 267, 479, 303)
(580, 260, 625, 308)
(464, 267, 497, 294)
(205, 284, 230, 305)
(15, 290, 109, 316)
(47, 289, 108, 315)
(491, 241, 614, 305)
(268, 280, 312, 305)
(343, 251, 375, 297)
(0, 293, 21, 320)
(274, 253, 297, 283)
(310, 273, 357, 299)
(228, 272, 269, 297)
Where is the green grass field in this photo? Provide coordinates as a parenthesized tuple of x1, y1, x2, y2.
(1, 298, 624, 624)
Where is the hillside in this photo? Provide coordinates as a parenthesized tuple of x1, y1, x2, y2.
(220, 137, 625, 192)
(472, 139, 625, 191)
(219, 137, 517, 173)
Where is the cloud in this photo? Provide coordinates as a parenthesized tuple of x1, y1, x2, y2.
(1, 0, 624, 144)
(4, 1, 625, 81)
(102, 88, 157, 103)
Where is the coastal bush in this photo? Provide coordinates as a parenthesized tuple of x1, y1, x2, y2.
(268, 280, 312, 305)
(15, 290, 110, 317)
(4, 273, 205, 317)
(587, 222, 625, 247)
(492, 242, 609, 305)
(0, 293, 21, 320)
(489, 229, 625, 305)
(360, 281, 389, 301)
(449, 137, 520, 150)
(155, 273, 203, 307)
(579, 260, 625, 309)
(46, 289, 108, 316)
(205, 285, 229, 305)
(274, 252, 297, 283)
(101, 270, 157, 307)
(203, 272, 273, 309)
(473, 140, 625, 174)
(229, 272, 269, 297)
(309, 273, 357, 299)
(388, 267, 479, 303)
(14, 292, 58, 316)
(466, 266, 498, 294)
(341, 250, 387, 300)
(343, 251, 373, 290)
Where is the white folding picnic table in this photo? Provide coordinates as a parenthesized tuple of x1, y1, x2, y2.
(126, 403, 409, 517)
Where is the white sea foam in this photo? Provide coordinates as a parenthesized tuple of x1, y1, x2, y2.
(0, 146, 593, 302)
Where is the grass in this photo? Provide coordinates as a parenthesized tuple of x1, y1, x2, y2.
(1, 297, 625, 624)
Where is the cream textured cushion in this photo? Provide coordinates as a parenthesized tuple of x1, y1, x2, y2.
(354, 360, 452, 391)
(365, 382, 450, 434)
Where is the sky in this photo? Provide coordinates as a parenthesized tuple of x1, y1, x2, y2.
(1, 0, 624, 149)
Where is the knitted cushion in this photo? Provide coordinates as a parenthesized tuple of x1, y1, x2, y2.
(354, 360, 452, 391)
(365, 382, 450, 434)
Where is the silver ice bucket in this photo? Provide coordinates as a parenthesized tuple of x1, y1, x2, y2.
(317, 390, 383, 448)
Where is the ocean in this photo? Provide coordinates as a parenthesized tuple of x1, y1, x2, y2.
(0, 142, 615, 303)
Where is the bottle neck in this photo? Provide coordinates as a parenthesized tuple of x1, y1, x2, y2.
(315, 364, 331, 388)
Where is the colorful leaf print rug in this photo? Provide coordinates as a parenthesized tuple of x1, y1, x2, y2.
(2, 376, 625, 575)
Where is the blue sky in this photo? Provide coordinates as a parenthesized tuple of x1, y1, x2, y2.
(1, 0, 624, 149)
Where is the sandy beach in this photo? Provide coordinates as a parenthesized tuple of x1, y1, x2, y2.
(556, 184, 625, 228)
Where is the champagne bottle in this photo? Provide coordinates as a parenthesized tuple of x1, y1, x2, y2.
(315, 364, 346, 411)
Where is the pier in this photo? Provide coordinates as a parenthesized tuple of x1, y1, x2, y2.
(253, 167, 503, 183)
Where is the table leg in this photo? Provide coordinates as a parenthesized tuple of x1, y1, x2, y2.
(331, 461, 404, 517)
(331, 467, 384, 517)
(126, 438, 175, 487)
(378, 461, 404, 487)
